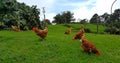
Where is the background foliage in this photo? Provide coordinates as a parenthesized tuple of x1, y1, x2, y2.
(0, 0, 41, 30)
(53, 11, 74, 24)
(90, 9, 120, 34)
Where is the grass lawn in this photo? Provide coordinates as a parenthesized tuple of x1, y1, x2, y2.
(0, 24, 120, 63)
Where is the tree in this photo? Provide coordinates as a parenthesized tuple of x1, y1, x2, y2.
(90, 13, 100, 24)
(90, 13, 101, 33)
(45, 19, 51, 24)
(62, 11, 74, 24)
(53, 11, 74, 24)
(53, 14, 62, 24)
(102, 9, 120, 34)
(41, 19, 51, 25)
(101, 13, 110, 23)
(80, 19, 88, 24)
(111, 9, 120, 23)
(0, 0, 42, 30)
(105, 9, 120, 28)
(0, 0, 18, 28)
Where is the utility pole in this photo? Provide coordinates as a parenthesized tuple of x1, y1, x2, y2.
(42, 7, 46, 20)
(42, 7, 46, 28)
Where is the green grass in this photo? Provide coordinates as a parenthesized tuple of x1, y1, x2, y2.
(68, 24, 106, 33)
(0, 24, 120, 63)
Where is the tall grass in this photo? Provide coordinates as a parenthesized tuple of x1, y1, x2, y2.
(0, 24, 120, 63)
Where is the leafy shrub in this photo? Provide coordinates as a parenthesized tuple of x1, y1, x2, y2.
(0, 25, 5, 30)
(84, 28, 91, 33)
(104, 27, 120, 35)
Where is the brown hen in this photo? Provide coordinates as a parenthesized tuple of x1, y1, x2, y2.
(64, 27, 74, 35)
(32, 27, 48, 40)
(72, 27, 84, 40)
(11, 25, 20, 32)
(81, 37, 101, 55)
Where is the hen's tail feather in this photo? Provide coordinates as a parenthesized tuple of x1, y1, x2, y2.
(92, 48, 101, 55)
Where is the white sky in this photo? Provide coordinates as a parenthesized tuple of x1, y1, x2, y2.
(17, 0, 120, 22)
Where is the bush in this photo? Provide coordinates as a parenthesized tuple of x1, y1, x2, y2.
(84, 28, 91, 33)
(104, 27, 120, 35)
(0, 25, 5, 30)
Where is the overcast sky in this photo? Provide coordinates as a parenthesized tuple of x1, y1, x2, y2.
(17, 0, 120, 22)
